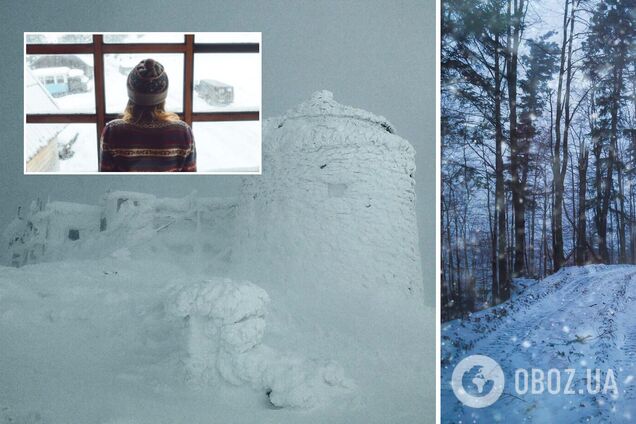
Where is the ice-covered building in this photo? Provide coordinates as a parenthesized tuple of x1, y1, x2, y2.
(2, 191, 238, 269)
(234, 91, 422, 295)
(3, 199, 101, 266)
(7, 91, 422, 294)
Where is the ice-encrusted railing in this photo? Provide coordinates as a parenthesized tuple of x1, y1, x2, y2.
(169, 279, 354, 409)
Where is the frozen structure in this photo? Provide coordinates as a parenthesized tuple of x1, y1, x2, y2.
(235, 90, 422, 295)
(2, 191, 237, 269)
(170, 279, 352, 408)
(3, 199, 101, 267)
(6, 91, 422, 295)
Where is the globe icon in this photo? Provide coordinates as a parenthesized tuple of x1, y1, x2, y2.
(451, 355, 505, 408)
(463, 366, 495, 396)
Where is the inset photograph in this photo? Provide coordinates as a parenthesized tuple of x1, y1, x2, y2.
(24, 32, 261, 174)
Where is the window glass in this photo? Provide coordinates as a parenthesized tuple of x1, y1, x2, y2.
(26, 33, 92, 44)
(25, 55, 95, 113)
(193, 32, 261, 43)
(192, 121, 261, 173)
(25, 124, 97, 173)
(104, 53, 183, 113)
(193, 54, 261, 112)
(103, 33, 184, 43)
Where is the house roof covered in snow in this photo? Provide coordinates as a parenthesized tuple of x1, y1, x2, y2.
(31, 67, 72, 77)
(46, 201, 102, 214)
(24, 69, 65, 161)
(278, 90, 395, 133)
(25, 124, 64, 162)
(25, 68, 60, 114)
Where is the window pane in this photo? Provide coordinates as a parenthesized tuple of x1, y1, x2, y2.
(193, 54, 261, 112)
(103, 33, 184, 43)
(25, 55, 95, 113)
(194, 32, 261, 43)
(105, 54, 183, 114)
(25, 124, 97, 173)
(26, 33, 92, 44)
(192, 121, 261, 173)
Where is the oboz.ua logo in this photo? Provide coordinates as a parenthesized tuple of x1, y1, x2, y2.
(451, 355, 505, 408)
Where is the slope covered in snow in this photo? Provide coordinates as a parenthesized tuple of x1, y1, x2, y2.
(441, 265, 636, 423)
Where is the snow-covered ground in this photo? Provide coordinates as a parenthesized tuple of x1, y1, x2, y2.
(5, 91, 432, 423)
(0, 258, 432, 423)
(442, 265, 636, 422)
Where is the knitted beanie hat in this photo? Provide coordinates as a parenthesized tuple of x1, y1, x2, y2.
(127, 58, 169, 106)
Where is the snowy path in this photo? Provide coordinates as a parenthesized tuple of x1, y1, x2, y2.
(442, 265, 636, 423)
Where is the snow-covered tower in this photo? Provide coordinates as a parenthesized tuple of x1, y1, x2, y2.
(235, 91, 422, 295)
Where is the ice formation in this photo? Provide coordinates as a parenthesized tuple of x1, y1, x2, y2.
(2, 191, 238, 270)
(170, 279, 352, 408)
(235, 90, 422, 295)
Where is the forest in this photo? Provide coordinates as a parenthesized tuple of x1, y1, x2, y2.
(441, 0, 635, 320)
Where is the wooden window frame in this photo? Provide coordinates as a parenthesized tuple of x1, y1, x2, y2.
(25, 34, 260, 156)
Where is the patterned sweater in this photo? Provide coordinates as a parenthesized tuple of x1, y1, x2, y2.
(99, 119, 197, 172)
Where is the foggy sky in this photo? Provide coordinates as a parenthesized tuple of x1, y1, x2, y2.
(0, 0, 436, 305)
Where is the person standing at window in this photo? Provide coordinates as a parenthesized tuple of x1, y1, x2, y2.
(99, 58, 196, 172)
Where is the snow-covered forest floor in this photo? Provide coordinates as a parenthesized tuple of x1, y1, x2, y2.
(0, 257, 433, 423)
(442, 265, 636, 423)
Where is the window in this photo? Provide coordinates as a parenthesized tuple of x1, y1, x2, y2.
(25, 123, 96, 172)
(68, 229, 80, 241)
(192, 121, 261, 172)
(25, 33, 261, 173)
(103, 33, 184, 44)
(26, 54, 95, 113)
(194, 54, 260, 112)
(26, 33, 92, 44)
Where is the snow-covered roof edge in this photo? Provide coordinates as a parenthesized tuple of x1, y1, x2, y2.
(274, 90, 396, 134)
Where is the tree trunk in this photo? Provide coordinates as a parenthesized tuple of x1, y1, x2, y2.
(508, 0, 527, 278)
(529, 170, 538, 276)
(576, 149, 589, 265)
(553, 0, 578, 271)
(494, 33, 509, 304)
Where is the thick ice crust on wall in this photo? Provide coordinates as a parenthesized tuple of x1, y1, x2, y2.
(235, 91, 423, 295)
